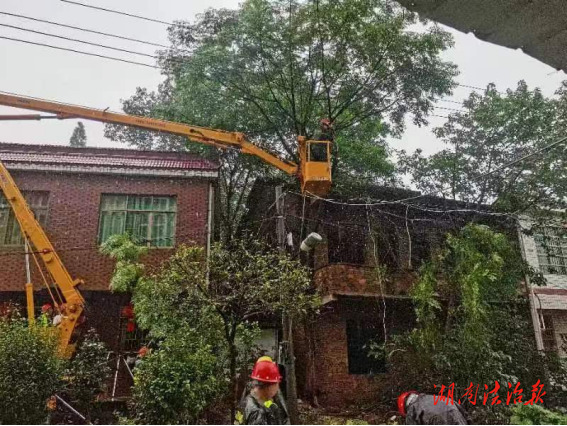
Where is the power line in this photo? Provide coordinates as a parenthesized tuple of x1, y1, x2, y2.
(60, 0, 183, 27)
(0, 10, 173, 50)
(0, 35, 159, 69)
(439, 99, 464, 105)
(0, 22, 157, 58)
(433, 105, 466, 113)
(306, 135, 567, 207)
(52, 2, 493, 97)
(482, 135, 567, 178)
(456, 83, 485, 92)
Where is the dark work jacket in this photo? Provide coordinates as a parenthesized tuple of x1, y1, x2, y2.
(406, 394, 467, 425)
(242, 391, 290, 425)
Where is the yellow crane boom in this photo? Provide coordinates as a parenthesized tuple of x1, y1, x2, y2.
(0, 93, 332, 194)
(0, 161, 84, 357)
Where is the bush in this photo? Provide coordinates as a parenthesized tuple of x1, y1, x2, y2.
(511, 404, 567, 425)
(0, 319, 64, 424)
(131, 333, 224, 424)
(64, 329, 111, 417)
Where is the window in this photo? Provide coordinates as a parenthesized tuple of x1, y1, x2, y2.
(308, 142, 329, 162)
(541, 314, 557, 352)
(327, 224, 365, 265)
(346, 319, 386, 375)
(0, 191, 49, 246)
(98, 195, 177, 247)
(534, 227, 567, 275)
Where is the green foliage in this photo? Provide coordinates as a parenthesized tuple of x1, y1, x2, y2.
(105, 0, 457, 240)
(103, 234, 318, 423)
(132, 333, 223, 424)
(69, 121, 87, 147)
(385, 225, 547, 423)
(0, 318, 64, 424)
(64, 329, 111, 416)
(511, 404, 567, 425)
(100, 233, 148, 292)
(399, 80, 567, 219)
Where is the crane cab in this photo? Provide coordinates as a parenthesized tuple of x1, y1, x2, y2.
(298, 136, 332, 197)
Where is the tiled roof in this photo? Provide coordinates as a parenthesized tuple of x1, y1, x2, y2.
(0, 142, 218, 171)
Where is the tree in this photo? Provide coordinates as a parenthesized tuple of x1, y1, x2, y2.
(398, 81, 567, 220)
(105, 0, 458, 240)
(101, 234, 319, 423)
(70, 121, 87, 147)
(384, 225, 554, 423)
(0, 318, 63, 424)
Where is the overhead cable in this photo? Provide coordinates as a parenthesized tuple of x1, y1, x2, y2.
(303, 135, 567, 206)
(0, 35, 159, 68)
(0, 22, 157, 58)
(0, 10, 173, 49)
(59, 0, 183, 27)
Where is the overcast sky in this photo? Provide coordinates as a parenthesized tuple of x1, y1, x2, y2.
(0, 0, 565, 156)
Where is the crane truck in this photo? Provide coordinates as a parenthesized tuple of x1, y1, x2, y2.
(0, 92, 332, 356)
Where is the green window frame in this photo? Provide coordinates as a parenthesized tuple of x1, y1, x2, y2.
(98, 195, 177, 248)
(0, 191, 49, 247)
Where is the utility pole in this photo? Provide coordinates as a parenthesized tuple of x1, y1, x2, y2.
(276, 185, 299, 424)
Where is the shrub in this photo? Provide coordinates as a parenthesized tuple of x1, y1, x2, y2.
(64, 329, 111, 417)
(131, 333, 223, 424)
(0, 319, 63, 424)
(511, 404, 567, 425)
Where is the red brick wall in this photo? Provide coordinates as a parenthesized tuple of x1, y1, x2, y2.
(0, 170, 212, 292)
(314, 264, 416, 297)
(294, 299, 415, 408)
(305, 305, 385, 407)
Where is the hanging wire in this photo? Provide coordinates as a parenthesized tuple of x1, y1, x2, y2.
(366, 203, 388, 344)
(29, 247, 62, 308)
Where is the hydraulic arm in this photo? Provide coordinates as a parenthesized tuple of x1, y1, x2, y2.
(0, 93, 332, 195)
(0, 161, 84, 357)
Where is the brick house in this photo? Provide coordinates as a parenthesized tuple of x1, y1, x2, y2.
(518, 218, 567, 356)
(244, 181, 520, 408)
(0, 142, 217, 388)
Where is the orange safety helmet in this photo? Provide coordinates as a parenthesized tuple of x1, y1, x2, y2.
(251, 357, 282, 383)
(397, 391, 419, 417)
(138, 346, 148, 357)
(41, 303, 53, 313)
(320, 118, 332, 127)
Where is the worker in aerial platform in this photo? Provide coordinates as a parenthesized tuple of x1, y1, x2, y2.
(242, 357, 290, 425)
(318, 118, 335, 143)
(398, 391, 467, 425)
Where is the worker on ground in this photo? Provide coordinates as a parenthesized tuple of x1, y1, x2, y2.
(398, 391, 467, 425)
(134, 346, 148, 370)
(242, 356, 289, 425)
(52, 304, 66, 326)
(39, 303, 53, 327)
